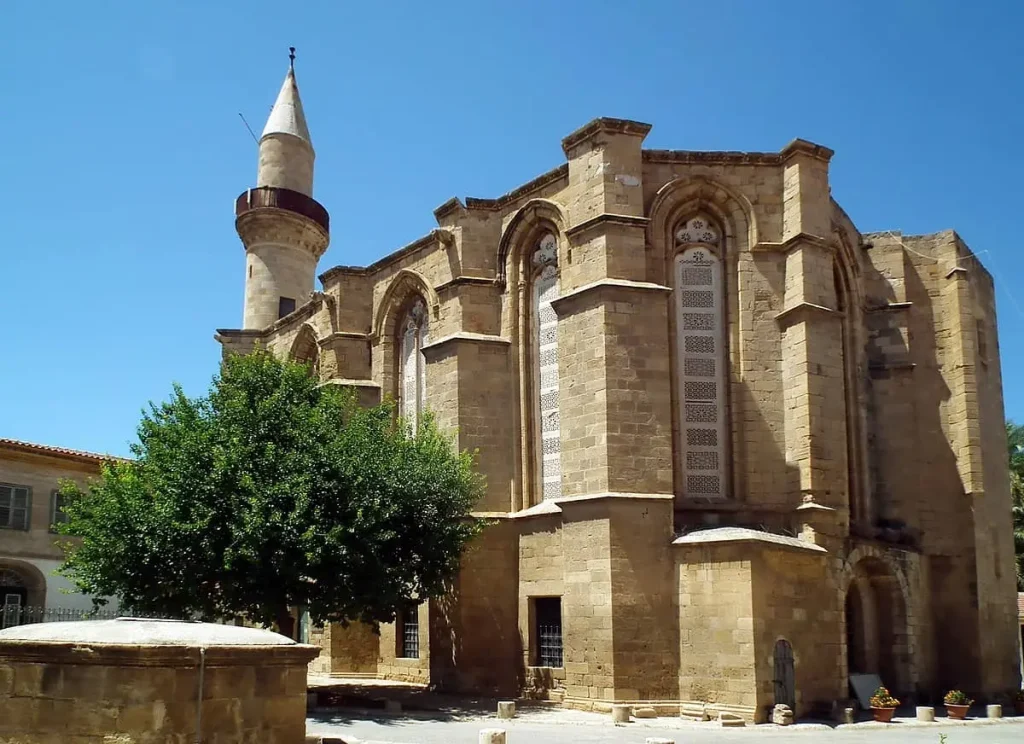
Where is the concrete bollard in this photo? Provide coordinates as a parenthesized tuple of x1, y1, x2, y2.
(384, 699, 402, 714)
(987, 704, 1002, 719)
(916, 706, 935, 722)
(612, 704, 632, 723)
(497, 701, 516, 719)
(479, 729, 507, 744)
(842, 707, 855, 724)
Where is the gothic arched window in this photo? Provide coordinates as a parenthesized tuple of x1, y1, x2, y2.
(674, 216, 728, 499)
(399, 298, 429, 429)
(532, 233, 561, 501)
(291, 326, 320, 378)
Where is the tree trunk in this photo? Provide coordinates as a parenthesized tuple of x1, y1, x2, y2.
(276, 609, 295, 640)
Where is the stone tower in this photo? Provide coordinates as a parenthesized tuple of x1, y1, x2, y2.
(236, 49, 330, 330)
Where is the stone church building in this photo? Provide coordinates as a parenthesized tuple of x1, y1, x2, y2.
(216, 59, 1021, 720)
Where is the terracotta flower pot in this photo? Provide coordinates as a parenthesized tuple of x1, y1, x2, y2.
(871, 707, 897, 723)
(945, 704, 970, 719)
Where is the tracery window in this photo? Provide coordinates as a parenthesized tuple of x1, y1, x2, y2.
(399, 298, 429, 429)
(532, 233, 561, 500)
(674, 216, 728, 499)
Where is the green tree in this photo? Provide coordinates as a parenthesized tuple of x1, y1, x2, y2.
(57, 349, 484, 635)
(1009, 421, 1024, 590)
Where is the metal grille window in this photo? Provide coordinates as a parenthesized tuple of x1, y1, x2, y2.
(0, 484, 31, 530)
(534, 597, 563, 668)
(399, 604, 419, 659)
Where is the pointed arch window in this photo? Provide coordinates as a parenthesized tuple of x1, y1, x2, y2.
(399, 298, 429, 429)
(674, 216, 728, 499)
(532, 233, 561, 501)
(291, 327, 320, 378)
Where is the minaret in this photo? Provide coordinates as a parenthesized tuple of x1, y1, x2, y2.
(236, 48, 330, 330)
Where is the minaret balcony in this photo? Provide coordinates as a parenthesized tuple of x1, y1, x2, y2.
(235, 186, 329, 235)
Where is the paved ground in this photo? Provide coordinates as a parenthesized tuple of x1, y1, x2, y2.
(307, 707, 1024, 744)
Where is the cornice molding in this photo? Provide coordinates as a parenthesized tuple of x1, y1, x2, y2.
(550, 278, 670, 315)
(774, 301, 839, 324)
(561, 117, 653, 154)
(642, 149, 782, 166)
(421, 332, 511, 356)
(565, 213, 649, 239)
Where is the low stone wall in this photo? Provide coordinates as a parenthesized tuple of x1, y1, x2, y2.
(0, 619, 318, 743)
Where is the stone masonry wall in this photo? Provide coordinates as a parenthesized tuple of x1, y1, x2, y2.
(750, 546, 839, 718)
(0, 646, 310, 744)
(675, 543, 758, 718)
(221, 116, 1021, 703)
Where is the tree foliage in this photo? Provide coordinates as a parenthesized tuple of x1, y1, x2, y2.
(1008, 420, 1024, 591)
(58, 348, 484, 630)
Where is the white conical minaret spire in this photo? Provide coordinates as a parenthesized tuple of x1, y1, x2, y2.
(261, 47, 312, 145)
(256, 47, 315, 196)
(238, 47, 329, 331)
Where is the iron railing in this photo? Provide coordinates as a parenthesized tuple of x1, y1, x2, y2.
(1, 605, 176, 629)
(234, 186, 330, 234)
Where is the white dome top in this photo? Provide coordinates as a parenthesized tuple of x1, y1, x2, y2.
(0, 618, 297, 646)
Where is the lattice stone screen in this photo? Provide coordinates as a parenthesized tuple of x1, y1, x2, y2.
(533, 233, 562, 501)
(674, 217, 727, 498)
(400, 299, 429, 429)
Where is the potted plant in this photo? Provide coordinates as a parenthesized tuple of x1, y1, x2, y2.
(943, 689, 973, 719)
(869, 686, 900, 722)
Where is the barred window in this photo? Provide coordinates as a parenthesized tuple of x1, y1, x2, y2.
(675, 216, 728, 499)
(532, 233, 562, 501)
(0, 484, 31, 531)
(399, 298, 429, 430)
(399, 604, 420, 659)
(533, 597, 563, 668)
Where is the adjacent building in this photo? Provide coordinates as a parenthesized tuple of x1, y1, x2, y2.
(215, 57, 1022, 720)
(0, 438, 120, 626)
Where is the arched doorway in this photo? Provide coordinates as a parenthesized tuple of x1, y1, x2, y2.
(773, 639, 795, 709)
(0, 562, 47, 628)
(844, 557, 911, 692)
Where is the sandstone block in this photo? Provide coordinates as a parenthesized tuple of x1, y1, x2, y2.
(771, 704, 793, 725)
(634, 706, 657, 719)
(479, 728, 507, 744)
(497, 700, 516, 719)
(718, 711, 745, 727)
(611, 703, 632, 723)
(916, 706, 935, 722)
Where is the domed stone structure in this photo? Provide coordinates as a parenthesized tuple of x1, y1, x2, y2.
(0, 618, 318, 743)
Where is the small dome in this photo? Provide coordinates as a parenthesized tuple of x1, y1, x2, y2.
(0, 618, 297, 646)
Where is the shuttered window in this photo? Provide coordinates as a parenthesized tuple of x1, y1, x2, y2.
(0, 484, 31, 530)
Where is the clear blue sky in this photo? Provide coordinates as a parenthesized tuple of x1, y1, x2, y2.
(2, 1, 1022, 457)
